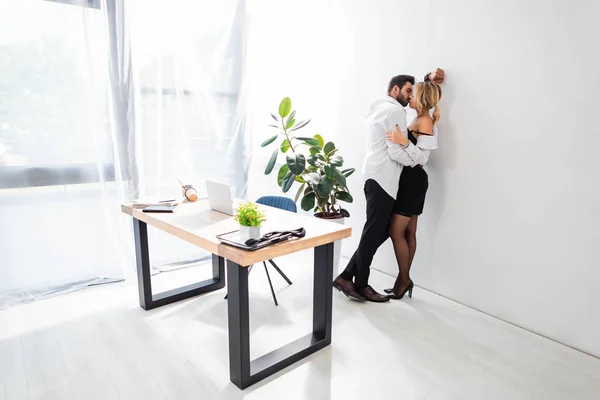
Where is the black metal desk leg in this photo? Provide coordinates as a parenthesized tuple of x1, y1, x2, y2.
(213, 254, 225, 283)
(313, 243, 334, 343)
(133, 219, 226, 310)
(227, 260, 251, 388)
(227, 243, 335, 390)
(133, 218, 152, 310)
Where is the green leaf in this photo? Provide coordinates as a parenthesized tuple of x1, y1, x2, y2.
(261, 135, 278, 147)
(317, 176, 334, 198)
(294, 182, 306, 203)
(323, 142, 335, 155)
(314, 134, 324, 147)
(330, 156, 343, 167)
(290, 119, 311, 131)
(332, 167, 347, 187)
(317, 196, 328, 209)
(324, 165, 334, 179)
(288, 110, 296, 121)
(341, 168, 355, 177)
(282, 171, 295, 193)
(286, 153, 306, 175)
(296, 137, 320, 146)
(309, 146, 322, 155)
(268, 124, 279, 128)
(303, 172, 321, 186)
(301, 192, 316, 211)
(279, 97, 292, 118)
(295, 175, 305, 183)
(277, 164, 290, 187)
(265, 149, 278, 175)
(326, 148, 339, 157)
(335, 191, 353, 203)
(270, 112, 279, 122)
(285, 118, 296, 130)
(340, 209, 350, 218)
(304, 185, 314, 195)
(307, 155, 318, 166)
(234, 201, 266, 227)
(280, 139, 290, 153)
(315, 153, 326, 161)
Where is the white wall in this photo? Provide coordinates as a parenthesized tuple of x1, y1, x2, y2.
(412, 0, 600, 357)
(244, 0, 352, 207)
(245, 0, 600, 357)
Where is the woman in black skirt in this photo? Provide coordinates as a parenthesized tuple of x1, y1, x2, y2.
(384, 81, 442, 299)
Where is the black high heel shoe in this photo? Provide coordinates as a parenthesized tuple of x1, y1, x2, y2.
(385, 280, 414, 300)
(384, 281, 410, 294)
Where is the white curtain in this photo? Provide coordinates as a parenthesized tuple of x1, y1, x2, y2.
(126, 0, 246, 271)
(0, 0, 246, 308)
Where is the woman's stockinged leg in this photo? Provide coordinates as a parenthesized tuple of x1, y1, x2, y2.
(405, 216, 419, 273)
(389, 214, 412, 292)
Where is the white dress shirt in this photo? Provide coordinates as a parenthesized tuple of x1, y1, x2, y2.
(361, 96, 438, 199)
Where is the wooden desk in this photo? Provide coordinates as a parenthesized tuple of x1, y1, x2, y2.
(121, 200, 352, 389)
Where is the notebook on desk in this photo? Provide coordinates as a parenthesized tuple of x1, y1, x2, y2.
(132, 197, 181, 209)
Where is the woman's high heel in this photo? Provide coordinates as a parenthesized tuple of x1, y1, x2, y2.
(385, 280, 414, 300)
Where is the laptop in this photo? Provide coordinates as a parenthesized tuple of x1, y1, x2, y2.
(206, 180, 239, 215)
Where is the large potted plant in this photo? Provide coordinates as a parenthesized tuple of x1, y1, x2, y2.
(262, 97, 355, 271)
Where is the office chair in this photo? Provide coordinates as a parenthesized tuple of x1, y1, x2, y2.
(224, 196, 295, 306)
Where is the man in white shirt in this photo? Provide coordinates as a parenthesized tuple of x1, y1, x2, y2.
(333, 69, 444, 302)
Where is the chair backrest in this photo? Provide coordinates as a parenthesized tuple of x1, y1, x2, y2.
(255, 196, 297, 213)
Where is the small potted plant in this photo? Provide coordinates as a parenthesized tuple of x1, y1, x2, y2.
(234, 201, 266, 240)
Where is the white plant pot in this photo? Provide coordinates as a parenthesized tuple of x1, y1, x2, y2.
(239, 225, 260, 241)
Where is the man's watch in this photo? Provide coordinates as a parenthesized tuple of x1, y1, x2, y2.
(424, 72, 431, 82)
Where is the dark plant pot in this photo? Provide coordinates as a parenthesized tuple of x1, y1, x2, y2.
(314, 212, 344, 220)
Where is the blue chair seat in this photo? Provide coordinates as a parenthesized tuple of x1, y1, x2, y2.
(256, 196, 297, 213)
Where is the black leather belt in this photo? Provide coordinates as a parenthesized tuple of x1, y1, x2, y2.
(245, 228, 306, 247)
(217, 228, 306, 251)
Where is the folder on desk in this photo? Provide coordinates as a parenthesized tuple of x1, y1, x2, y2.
(216, 231, 267, 251)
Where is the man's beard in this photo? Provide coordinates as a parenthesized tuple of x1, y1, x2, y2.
(395, 94, 409, 107)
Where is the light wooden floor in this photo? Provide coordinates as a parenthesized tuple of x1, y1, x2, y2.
(1, 250, 599, 400)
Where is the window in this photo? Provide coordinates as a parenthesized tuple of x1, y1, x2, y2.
(0, 0, 116, 188)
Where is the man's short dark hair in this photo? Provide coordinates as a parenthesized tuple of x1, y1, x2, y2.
(387, 75, 415, 94)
